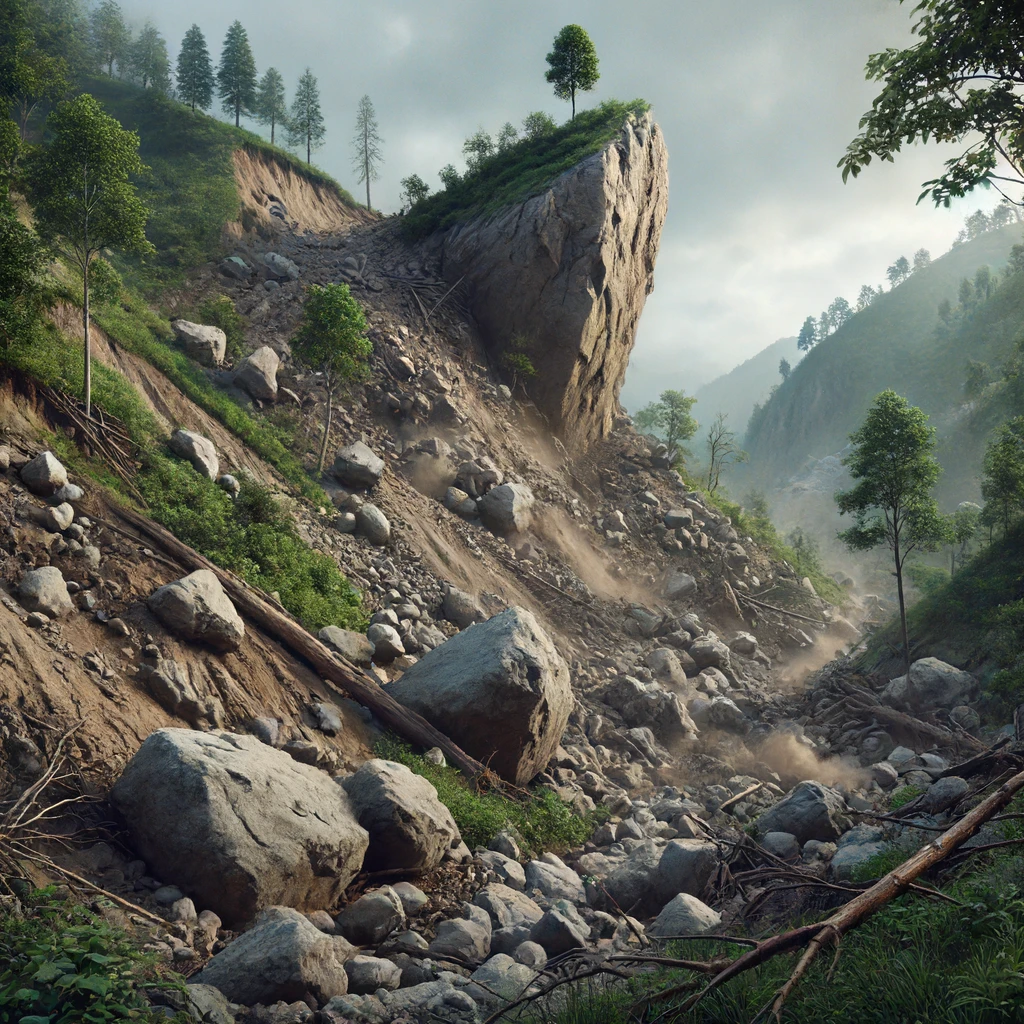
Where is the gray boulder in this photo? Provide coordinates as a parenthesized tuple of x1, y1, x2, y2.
(830, 825, 889, 882)
(264, 252, 300, 281)
(478, 483, 535, 535)
(920, 775, 969, 814)
(148, 570, 245, 652)
(333, 442, 385, 488)
(341, 759, 460, 872)
(110, 730, 369, 926)
(428, 911, 491, 963)
(755, 781, 850, 845)
(236, 346, 280, 401)
(345, 955, 402, 994)
(192, 907, 354, 1004)
(18, 566, 73, 619)
(336, 887, 405, 946)
(366, 622, 404, 661)
(442, 586, 484, 629)
(468, 954, 536, 1002)
(688, 637, 731, 671)
(656, 839, 719, 902)
(172, 320, 227, 367)
(21, 451, 68, 496)
(530, 903, 591, 956)
(882, 658, 977, 711)
(387, 607, 572, 785)
(524, 854, 585, 903)
(169, 429, 220, 480)
(319, 626, 375, 666)
(648, 893, 720, 937)
(664, 572, 697, 601)
(355, 504, 390, 545)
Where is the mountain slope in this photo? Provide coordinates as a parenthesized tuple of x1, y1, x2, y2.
(744, 223, 1024, 486)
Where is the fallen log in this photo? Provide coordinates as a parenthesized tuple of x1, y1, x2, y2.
(111, 506, 502, 788)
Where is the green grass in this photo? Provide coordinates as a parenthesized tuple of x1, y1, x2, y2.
(80, 76, 357, 291)
(0, 887, 188, 1024)
(401, 100, 650, 238)
(890, 784, 925, 810)
(374, 734, 605, 854)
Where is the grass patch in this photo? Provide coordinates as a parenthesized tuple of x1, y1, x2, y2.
(401, 100, 649, 238)
(0, 887, 188, 1024)
(890, 784, 925, 810)
(374, 734, 604, 854)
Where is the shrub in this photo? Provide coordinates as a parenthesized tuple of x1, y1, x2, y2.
(195, 294, 245, 360)
(374, 734, 604, 853)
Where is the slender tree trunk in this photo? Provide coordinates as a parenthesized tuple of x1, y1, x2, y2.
(317, 387, 333, 474)
(365, 144, 371, 208)
(893, 530, 914, 702)
(307, 134, 311, 166)
(235, 97, 240, 127)
(82, 261, 91, 419)
(571, 87, 576, 119)
(270, 116, 275, 145)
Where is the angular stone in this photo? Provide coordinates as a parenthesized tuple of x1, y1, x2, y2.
(20, 451, 68, 497)
(236, 346, 280, 401)
(148, 570, 245, 652)
(172, 320, 227, 367)
(333, 442, 385, 488)
(754, 781, 849, 845)
(18, 566, 74, 619)
(478, 483, 535, 535)
(319, 626, 375, 666)
(882, 658, 977, 711)
(524, 854, 585, 903)
(529, 904, 590, 956)
(345, 955, 401, 994)
(649, 893, 721, 937)
(169, 429, 220, 480)
(355, 504, 390, 545)
(336, 887, 405, 946)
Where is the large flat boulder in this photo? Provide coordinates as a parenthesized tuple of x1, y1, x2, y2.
(111, 730, 369, 926)
(341, 759, 461, 873)
(192, 906, 354, 1004)
(881, 657, 976, 711)
(148, 570, 245, 652)
(172, 320, 227, 367)
(386, 607, 572, 785)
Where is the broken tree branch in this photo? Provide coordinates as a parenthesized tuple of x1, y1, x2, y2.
(736, 593, 827, 626)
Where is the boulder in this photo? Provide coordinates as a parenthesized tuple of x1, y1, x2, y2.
(648, 893, 721, 938)
(830, 825, 889, 882)
(530, 904, 591, 956)
(172, 320, 227, 367)
(621, 689, 698, 742)
(319, 626, 375, 666)
(192, 906, 354, 1004)
(688, 637, 731, 671)
(478, 483, 535, 535)
(219, 256, 252, 281)
(333, 442, 385, 488)
(468, 954, 536, 1002)
(18, 566, 74, 619)
(387, 607, 572, 785)
(366, 622, 404, 661)
(355, 504, 391, 545)
(345, 955, 402, 994)
(336, 887, 405, 946)
(920, 775, 969, 814)
(341, 759, 460, 873)
(602, 840, 661, 911)
(754, 781, 849, 845)
(169, 430, 220, 480)
(148, 570, 245, 652)
(428, 913, 491, 962)
(263, 252, 300, 281)
(524, 854, 586, 903)
(664, 572, 697, 601)
(760, 832, 800, 860)
(20, 451, 68, 496)
(881, 658, 976, 711)
(110, 730, 369, 926)
(442, 586, 484, 629)
(655, 839, 719, 902)
(236, 346, 280, 401)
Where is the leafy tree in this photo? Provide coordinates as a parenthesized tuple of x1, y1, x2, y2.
(836, 390, 945, 686)
(351, 94, 382, 207)
(963, 359, 989, 399)
(288, 68, 325, 167)
(26, 93, 151, 416)
(125, 22, 169, 92)
(857, 284, 877, 311)
(779, 357, 791, 381)
(89, 0, 128, 76)
(399, 173, 430, 211)
(991, 201, 1017, 228)
(438, 163, 459, 190)
(797, 315, 816, 352)
(840, 4, 1024, 206)
(462, 127, 494, 171)
(965, 208, 991, 238)
(5, 0, 67, 138)
(176, 24, 213, 113)
(216, 20, 257, 127)
(496, 121, 518, 152)
(827, 295, 853, 330)
(500, 335, 537, 393)
(291, 283, 372, 473)
(705, 412, 746, 493)
(981, 417, 1024, 533)
(816, 309, 831, 343)
(886, 255, 911, 287)
(913, 248, 931, 271)
(637, 390, 698, 462)
(974, 264, 993, 301)
(545, 24, 599, 119)
(945, 500, 981, 574)
(958, 276, 975, 308)
(938, 297, 953, 323)
(522, 110, 556, 139)
(255, 67, 286, 144)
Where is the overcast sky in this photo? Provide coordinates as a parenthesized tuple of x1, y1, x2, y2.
(117, 0, 1000, 406)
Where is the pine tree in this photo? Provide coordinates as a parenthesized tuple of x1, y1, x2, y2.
(351, 94, 382, 208)
(255, 67, 287, 145)
(176, 24, 213, 112)
(216, 20, 257, 127)
(89, 0, 129, 76)
(126, 22, 170, 92)
(287, 68, 325, 166)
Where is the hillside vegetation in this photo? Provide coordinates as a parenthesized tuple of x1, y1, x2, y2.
(744, 223, 1024, 489)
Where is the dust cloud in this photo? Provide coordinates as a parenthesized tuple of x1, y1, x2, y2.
(757, 732, 869, 790)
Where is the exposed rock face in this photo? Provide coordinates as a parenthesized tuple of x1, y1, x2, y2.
(439, 111, 668, 449)
(387, 607, 572, 785)
(110, 730, 369, 926)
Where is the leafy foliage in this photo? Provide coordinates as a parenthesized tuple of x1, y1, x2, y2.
(634, 389, 698, 459)
(399, 173, 430, 212)
(195, 294, 245, 360)
(124, 22, 169, 94)
(375, 735, 603, 854)
(545, 24, 600, 119)
(89, 0, 129, 78)
(982, 417, 1024, 532)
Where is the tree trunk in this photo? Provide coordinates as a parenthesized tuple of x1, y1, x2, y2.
(307, 134, 311, 166)
(235, 98, 240, 127)
(365, 147, 371, 209)
(893, 530, 914, 703)
(271, 116, 275, 145)
(111, 506, 498, 785)
(571, 88, 576, 119)
(317, 388, 333, 475)
(82, 261, 91, 420)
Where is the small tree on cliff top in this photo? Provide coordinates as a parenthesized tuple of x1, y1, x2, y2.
(545, 24, 599, 120)
(292, 283, 372, 474)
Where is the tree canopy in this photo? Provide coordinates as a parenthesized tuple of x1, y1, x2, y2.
(255, 67, 287, 145)
(288, 68, 325, 167)
(634, 389, 698, 461)
(351, 93, 382, 208)
(216, 20, 257, 127)
(840, 0, 1024, 205)
(89, 0, 128, 77)
(176, 24, 213, 112)
(981, 417, 1024, 531)
(545, 24, 599, 119)
(126, 22, 169, 92)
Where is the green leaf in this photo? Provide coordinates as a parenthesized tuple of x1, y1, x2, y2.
(31, 964, 63, 984)
(73, 975, 111, 997)
(17, 1016, 52, 1024)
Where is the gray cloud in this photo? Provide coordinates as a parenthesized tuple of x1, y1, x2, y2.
(115, 0, 1001, 405)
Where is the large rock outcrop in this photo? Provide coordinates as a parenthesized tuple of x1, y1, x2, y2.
(439, 111, 668, 449)
(386, 607, 572, 785)
(110, 730, 369, 926)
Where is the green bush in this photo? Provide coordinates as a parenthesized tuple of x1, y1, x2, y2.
(0, 888, 186, 1024)
(195, 294, 246, 360)
(374, 735, 604, 853)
